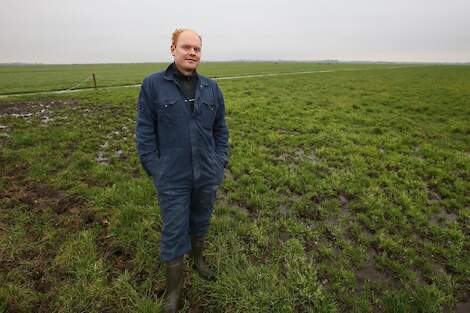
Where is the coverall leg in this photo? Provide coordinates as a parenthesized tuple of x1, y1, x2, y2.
(189, 184, 217, 237)
(156, 182, 217, 262)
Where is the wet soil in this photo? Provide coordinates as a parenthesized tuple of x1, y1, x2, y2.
(0, 160, 99, 312)
(0, 99, 80, 115)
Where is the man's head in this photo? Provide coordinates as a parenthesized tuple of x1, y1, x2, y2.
(171, 29, 202, 75)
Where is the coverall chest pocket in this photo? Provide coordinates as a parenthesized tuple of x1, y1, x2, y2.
(157, 99, 178, 126)
(200, 101, 216, 130)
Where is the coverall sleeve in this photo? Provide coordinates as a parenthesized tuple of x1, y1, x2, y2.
(135, 77, 159, 177)
(213, 82, 229, 167)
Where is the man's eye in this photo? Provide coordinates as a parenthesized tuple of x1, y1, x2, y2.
(194, 48, 201, 52)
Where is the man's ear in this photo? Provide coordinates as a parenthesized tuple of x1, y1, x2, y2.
(170, 45, 175, 56)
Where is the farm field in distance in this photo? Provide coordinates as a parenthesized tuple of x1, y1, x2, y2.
(1, 62, 411, 95)
(0, 63, 469, 312)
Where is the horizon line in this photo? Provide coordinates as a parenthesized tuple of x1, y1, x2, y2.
(1, 59, 469, 66)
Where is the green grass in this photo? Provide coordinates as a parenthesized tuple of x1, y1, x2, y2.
(0, 62, 408, 95)
(0, 64, 469, 312)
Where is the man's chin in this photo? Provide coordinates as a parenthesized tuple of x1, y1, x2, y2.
(184, 64, 198, 71)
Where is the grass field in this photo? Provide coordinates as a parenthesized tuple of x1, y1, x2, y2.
(0, 63, 469, 313)
(0, 62, 406, 95)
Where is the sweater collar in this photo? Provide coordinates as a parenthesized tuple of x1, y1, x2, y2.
(163, 62, 209, 87)
(165, 62, 197, 81)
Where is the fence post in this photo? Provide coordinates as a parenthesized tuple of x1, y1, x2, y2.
(92, 73, 97, 89)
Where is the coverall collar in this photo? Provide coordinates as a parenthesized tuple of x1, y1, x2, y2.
(163, 62, 209, 87)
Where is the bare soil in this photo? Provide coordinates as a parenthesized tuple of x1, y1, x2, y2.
(0, 99, 80, 115)
(0, 160, 98, 312)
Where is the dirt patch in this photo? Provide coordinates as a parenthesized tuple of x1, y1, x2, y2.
(304, 239, 319, 252)
(2, 182, 85, 214)
(298, 206, 322, 221)
(235, 201, 258, 218)
(298, 192, 326, 221)
(0, 99, 82, 128)
(279, 231, 291, 243)
(189, 303, 202, 313)
(323, 227, 337, 242)
(278, 203, 289, 218)
(276, 128, 301, 135)
(0, 99, 80, 115)
(325, 191, 355, 229)
(356, 262, 392, 285)
(427, 183, 442, 202)
(338, 192, 351, 215)
(0, 161, 101, 312)
(223, 167, 233, 181)
(218, 191, 258, 219)
(107, 245, 134, 272)
(276, 152, 295, 164)
(294, 148, 318, 162)
(456, 299, 470, 313)
(431, 210, 458, 226)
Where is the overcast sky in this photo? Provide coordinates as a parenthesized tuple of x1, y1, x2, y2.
(1, 0, 469, 64)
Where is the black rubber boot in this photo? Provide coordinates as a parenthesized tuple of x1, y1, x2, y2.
(164, 256, 184, 313)
(191, 236, 215, 281)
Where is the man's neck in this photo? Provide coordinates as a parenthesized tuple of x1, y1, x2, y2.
(174, 63, 195, 77)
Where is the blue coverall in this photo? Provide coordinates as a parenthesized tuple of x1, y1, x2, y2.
(136, 64, 229, 262)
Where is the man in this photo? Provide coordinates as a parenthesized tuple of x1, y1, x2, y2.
(135, 29, 229, 312)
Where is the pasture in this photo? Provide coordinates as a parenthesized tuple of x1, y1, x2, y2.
(0, 63, 469, 312)
(1, 62, 401, 95)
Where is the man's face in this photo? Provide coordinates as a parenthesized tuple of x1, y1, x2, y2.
(171, 31, 201, 74)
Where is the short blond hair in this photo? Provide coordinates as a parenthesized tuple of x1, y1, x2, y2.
(171, 28, 202, 48)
